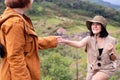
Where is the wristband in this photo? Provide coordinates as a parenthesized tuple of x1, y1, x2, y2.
(109, 53, 113, 56)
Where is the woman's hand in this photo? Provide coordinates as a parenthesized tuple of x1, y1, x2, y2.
(107, 43, 117, 61)
(107, 43, 113, 52)
(56, 36, 66, 43)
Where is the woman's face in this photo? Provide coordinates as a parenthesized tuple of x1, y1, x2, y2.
(28, 0, 34, 8)
(91, 22, 102, 35)
(30, 0, 34, 6)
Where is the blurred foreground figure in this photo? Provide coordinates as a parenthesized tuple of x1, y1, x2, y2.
(0, 0, 59, 80)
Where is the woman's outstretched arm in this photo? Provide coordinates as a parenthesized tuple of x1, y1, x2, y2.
(57, 36, 89, 48)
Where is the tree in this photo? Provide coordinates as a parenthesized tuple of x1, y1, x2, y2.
(40, 52, 73, 80)
(0, 0, 5, 14)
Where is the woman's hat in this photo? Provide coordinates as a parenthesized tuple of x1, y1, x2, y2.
(86, 15, 107, 30)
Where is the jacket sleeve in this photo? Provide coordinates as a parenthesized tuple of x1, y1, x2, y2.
(4, 19, 31, 80)
(38, 36, 58, 50)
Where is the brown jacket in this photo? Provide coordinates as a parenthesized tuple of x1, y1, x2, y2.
(0, 7, 57, 80)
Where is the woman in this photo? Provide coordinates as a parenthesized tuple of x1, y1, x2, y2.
(58, 15, 117, 80)
(0, 0, 59, 80)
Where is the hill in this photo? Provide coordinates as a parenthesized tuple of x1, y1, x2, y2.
(89, 0, 120, 10)
(1, 0, 120, 23)
(29, 0, 120, 26)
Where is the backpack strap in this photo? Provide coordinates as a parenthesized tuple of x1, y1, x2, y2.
(0, 16, 5, 58)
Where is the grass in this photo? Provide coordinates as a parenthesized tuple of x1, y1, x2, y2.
(67, 25, 88, 34)
(46, 17, 63, 25)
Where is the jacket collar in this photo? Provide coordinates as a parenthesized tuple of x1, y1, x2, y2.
(0, 7, 32, 27)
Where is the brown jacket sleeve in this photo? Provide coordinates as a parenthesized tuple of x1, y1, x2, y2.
(4, 18, 31, 80)
(38, 36, 58, 50)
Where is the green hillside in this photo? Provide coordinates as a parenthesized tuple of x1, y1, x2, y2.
(0, 0, 120, 80)
(89, 0, 120, 10)
(28, 1, 120, 35)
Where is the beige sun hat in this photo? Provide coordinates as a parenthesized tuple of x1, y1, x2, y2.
(86, 15, 107, 30)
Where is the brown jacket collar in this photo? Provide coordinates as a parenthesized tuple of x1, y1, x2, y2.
(0, 7, 31, 27)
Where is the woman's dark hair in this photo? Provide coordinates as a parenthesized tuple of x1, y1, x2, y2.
(89, 23, 109, 38)
(5, 0, 30, 8)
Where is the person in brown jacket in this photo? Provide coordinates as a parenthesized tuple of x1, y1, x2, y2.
(58, 15, 117, 80)
(0, 0, 59, 80)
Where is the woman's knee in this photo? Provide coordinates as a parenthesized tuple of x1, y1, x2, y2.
(92, 72, 109, 80)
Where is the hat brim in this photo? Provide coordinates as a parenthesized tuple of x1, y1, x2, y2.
(86, 20, 103, 30)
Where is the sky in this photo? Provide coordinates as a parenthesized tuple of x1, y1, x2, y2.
(103, 0, 120, 5)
